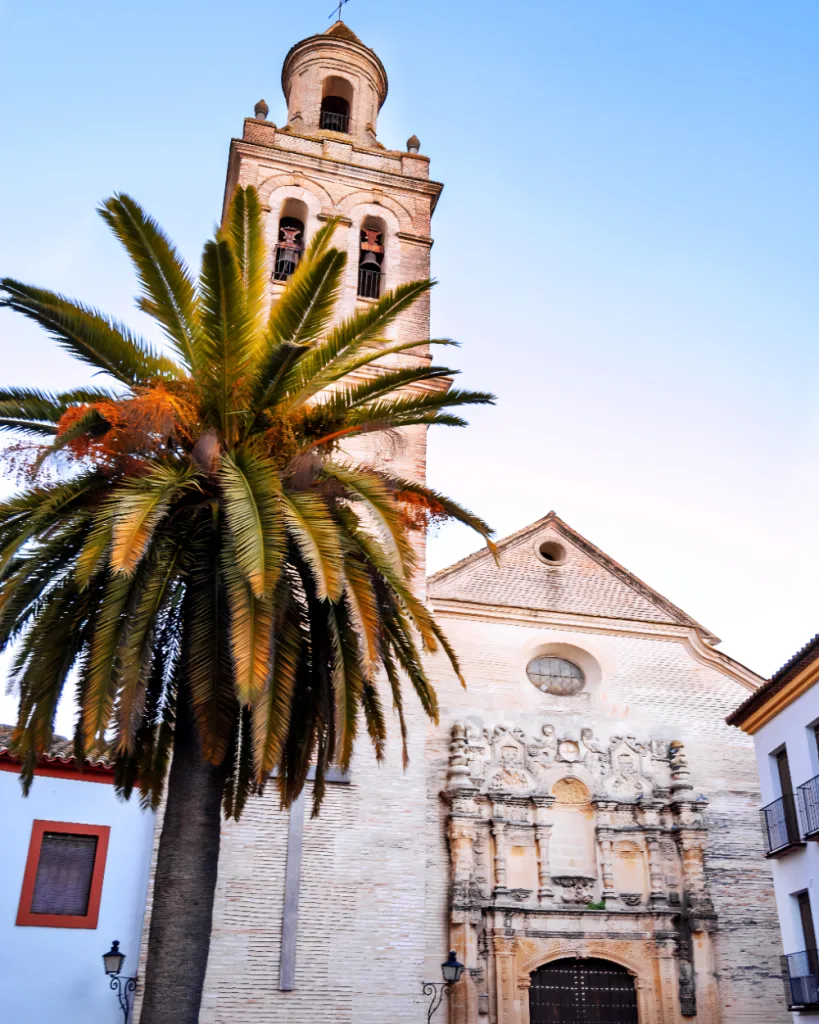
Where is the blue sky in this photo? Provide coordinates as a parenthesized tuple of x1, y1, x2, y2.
(1, 1, 818, 713)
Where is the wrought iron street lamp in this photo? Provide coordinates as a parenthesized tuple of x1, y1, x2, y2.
(102, 940, 137, 1023)
(423, 950, 465, 1023)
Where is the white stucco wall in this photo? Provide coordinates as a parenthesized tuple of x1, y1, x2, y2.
(0, 768, 155, 1024)
(752, 682, 819, 957)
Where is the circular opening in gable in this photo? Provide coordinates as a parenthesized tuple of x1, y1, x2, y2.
(537, 540, 566, 565)
(527, 656, 585, 696)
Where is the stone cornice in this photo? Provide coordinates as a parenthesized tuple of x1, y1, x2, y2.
(228, 138, 444, 198)
(428, 598, 760, 690)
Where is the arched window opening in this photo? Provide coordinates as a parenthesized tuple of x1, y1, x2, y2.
(273, 200, 307, 282)
(358, 218, 385, 299)
(320, 76, 353, 133)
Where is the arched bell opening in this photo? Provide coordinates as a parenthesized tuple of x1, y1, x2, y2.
(320, 76, 353, 133)
(357, 216, 385, 299)
(273, 199, 307, 281)
(529, 957, 638, 1024)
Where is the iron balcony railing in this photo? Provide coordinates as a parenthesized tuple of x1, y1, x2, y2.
(273, 243, 304, 282)
(798, 774, 819, 838)
(782, 950, 819, 1010)
(320, 110, 349, 133)
(760, 793, 803, 856)
(358, 266, 382, 299)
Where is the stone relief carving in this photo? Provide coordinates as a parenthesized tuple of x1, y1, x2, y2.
(552, 876, 596, 904)
(445, 720, 716, 1023)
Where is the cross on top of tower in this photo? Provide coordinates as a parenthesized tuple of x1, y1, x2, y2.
(328, 0, 350, 22)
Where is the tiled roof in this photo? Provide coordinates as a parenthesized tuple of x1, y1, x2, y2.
(324, 20, 364, 46)
(725, 632, 819, 727)
(0, 724, 113, 771)
(428, 511, 719, 642)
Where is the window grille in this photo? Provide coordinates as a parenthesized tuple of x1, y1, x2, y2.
(526, 657, 585, 696)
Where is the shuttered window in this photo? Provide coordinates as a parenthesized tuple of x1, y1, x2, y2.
(30, 832, 99, 916)
(16, 820, 110, 928)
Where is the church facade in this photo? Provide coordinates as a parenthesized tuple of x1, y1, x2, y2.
(137, 23, 786, 1024)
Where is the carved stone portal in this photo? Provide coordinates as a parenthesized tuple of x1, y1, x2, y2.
(444, 721, 719, 1024)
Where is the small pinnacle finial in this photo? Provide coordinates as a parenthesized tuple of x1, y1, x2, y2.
(406, 135, 421, 154)
(254, 98, 269, 120)
(329, 0, 350, 21)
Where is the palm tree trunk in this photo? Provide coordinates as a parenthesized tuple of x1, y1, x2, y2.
(139, 687, 226, 1024)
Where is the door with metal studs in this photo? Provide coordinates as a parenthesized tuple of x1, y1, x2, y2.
(529, 958, 639, 1024)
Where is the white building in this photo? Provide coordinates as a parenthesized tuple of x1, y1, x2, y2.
(727, 635, 819, 1019)
(0, 729, 156, 1024)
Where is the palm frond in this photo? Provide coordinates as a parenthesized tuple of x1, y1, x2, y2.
(110, 459, 199, 575)
(183, 528, 235, 763)
(0, 279, 180, 384)
(223, 186, 267, 340)
(82, 570, 134, 747)
(265, 247, 346, 351)
(342, 554, 381, 676)
(252, 586, 303, 781)
(115, 540, 184, 752)
(281, 492, 343, 602)
(279, 279, 434, 409)
(0, 418, 56, 436)
(322, 462, 415, 575)
(197, 238, 253, 438)
(99, 194, 200, 371)
(383, 473, 496, 553)
(219, 451, 284, 597)
(223, 550, 273, 706)
(0, 386, 121, 424)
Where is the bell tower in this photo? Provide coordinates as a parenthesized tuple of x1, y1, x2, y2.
(222, 20, 444, 489)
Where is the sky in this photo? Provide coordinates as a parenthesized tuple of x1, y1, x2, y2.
(1, 0, 818, 734)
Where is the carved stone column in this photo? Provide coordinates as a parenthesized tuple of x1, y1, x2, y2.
(448, 818, 476, 900)
(493, 935, 519, 1024)
(532, 795, 555, 903)
(655, 935, 680, 1024)
(597, 832, 616, 899)
(534, 825, 553, 903)
(645, 833, 666, 902)
(517, 972, 532, 1024)
(677, 830, 716, 930)
(491, 819, 508, 896)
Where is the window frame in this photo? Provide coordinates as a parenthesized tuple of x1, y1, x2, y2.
(16, 819, 110, 929)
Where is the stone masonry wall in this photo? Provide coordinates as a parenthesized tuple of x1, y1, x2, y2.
(422, 609, 788, 1023)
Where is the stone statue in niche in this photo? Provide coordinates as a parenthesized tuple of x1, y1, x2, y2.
(490, 745, 529, 790)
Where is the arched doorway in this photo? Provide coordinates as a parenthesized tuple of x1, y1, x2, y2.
(529, 958, 638, 1023)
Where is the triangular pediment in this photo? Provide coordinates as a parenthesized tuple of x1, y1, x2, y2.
(428, 512, 717, 642)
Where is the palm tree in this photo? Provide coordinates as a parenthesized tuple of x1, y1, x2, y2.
(0, 186, 494, 1023)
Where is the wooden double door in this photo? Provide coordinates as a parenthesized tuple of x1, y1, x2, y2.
(529, 958, 638, 1024)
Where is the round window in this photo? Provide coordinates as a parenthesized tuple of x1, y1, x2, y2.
(527, 656, 585, 696)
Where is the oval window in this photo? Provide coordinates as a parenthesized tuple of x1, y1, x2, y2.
(527, 657, 585, 696)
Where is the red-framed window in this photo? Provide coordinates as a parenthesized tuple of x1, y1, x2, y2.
(16, 820, 110, 929)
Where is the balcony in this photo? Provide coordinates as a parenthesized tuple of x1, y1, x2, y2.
(798, 774, 819, 839)
(320, 110, 349, 133)
(783, 950, 819, 1011)
(761, 794, 805, 857)
(273, 242, 303, 282)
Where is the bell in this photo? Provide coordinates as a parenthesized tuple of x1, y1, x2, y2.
(360, 250, 381, 270)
